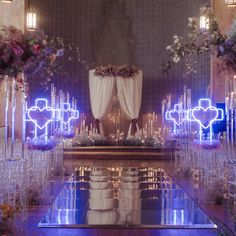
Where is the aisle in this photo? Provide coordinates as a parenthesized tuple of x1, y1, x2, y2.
(24, 159, 220, 236)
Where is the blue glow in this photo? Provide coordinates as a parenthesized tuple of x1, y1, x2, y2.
(60, 103, 79, 132)
(61, 103, 76, 125)
(165, 103, 187, 133)
(187, 98, 224, 142)
(26, 98, 56, 140)
(74, 110, 80, 120)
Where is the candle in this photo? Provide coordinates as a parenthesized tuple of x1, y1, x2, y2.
(4, 76, 9, 144)
(234, 75, 236, 92)
(66, 92, 70, 103)
(162, 99, 166, 116)
(151, 120, 153, 134)
(225, 97, 229, 115)
(167, 94, 171, 110)
(183, 85, 187, 110)
(187, 89, 191, 108)
(11, 78, 16, 144)
(230, 92, 234, 110)
(145, 124, 147, 132)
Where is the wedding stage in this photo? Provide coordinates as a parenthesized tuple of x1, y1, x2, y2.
(63, 67, 170, 161)
(63, 146, 174, 160)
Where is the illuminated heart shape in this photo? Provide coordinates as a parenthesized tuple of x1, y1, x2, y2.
(169, 110, 187, 125)
(62, 108, 75, 125)
(28, 107, 55, 129)
(74, 110, 79, 119)
(192, 107, 218, 129)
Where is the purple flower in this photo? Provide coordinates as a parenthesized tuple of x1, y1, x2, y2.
(27, 138, 57, 151)
(218, 45, 225, 56)
(56, 49, 64, 57)
(12, 45, 24, 56)
(45, 47, 52, 55)
(225, 38, 234, 48)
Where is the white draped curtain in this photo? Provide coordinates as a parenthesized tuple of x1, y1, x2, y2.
(89, 70, 115, 136)
(116, 71, 143, 137)
(89, 70, 142, 137)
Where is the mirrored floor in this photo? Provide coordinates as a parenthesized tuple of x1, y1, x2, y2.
(38, 166, 217, 228)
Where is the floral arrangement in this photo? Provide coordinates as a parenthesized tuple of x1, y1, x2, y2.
(0, 26, 55, 77)
(0, 204, 15, 235)
(162, 6, 236, 75)
(193, 139, 220, 149)
(206, 181, 225, 205)
(0, 26, 83, 90)
(27, 187, 40, 205)
(26, 137, 57, 151)
(57, 130, 75, 139)
(94, 64, 138, 78)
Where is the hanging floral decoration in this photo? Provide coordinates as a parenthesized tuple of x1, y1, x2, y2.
(0, 26, 49, 76)
(94, 64, 138, 78)
(162, 6, 236, 75)
(0, 26, 91, 89)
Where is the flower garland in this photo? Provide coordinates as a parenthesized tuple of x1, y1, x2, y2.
(0, 26, 86, 90)
(94, 64, 139, 78)
(162, 6, 236, 75)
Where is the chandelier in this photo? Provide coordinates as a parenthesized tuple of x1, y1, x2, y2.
(2, 0, 12, 2)
(200, 15, 209, 30)
(225, 0, 236, 7)
(26, 11, 37, 31)
(26, 0, 37, 31)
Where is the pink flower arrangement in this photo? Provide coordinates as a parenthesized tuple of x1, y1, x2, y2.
(94, 64, 138, 78)
(0, 26, 70, 88)
(0, 26, 47, 77)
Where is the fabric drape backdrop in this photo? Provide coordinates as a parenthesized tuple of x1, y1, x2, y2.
(89, 70, 115, 136)
(116, 70, 143, 137)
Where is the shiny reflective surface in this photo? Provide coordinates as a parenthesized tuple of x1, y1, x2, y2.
(38, 166, 216, 228)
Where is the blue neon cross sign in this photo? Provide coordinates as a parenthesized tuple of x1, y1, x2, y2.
(27, 98, 56, 140)
(165, 103, 187, 133)
(188, 98, 224, 142)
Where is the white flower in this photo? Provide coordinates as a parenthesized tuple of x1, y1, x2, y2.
(166, 45, 172, 50)
(173, 55, 180, 63)
(227, 19, 236, 42)
(188, 17, 194, 22)
(173, 35, 179, 44)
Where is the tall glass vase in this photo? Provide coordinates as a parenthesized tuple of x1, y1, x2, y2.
(4, 75, 10, 159)
(11, 78, 16, 159)
(59, 90, 65, 134)
(51, 84, 56, 137)
(21, 74, 27, 159)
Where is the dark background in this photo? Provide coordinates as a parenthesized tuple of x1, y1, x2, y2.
(29, 0, 210, 114)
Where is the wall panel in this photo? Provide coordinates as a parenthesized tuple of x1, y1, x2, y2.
(29, 0, 209, 114)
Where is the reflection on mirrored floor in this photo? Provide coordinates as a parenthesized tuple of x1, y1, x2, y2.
(38, 166, 217, 228)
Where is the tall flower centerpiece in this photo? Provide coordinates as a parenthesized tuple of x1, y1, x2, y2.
(162, 6, 236, 75)
(0, 26, 77, 86)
